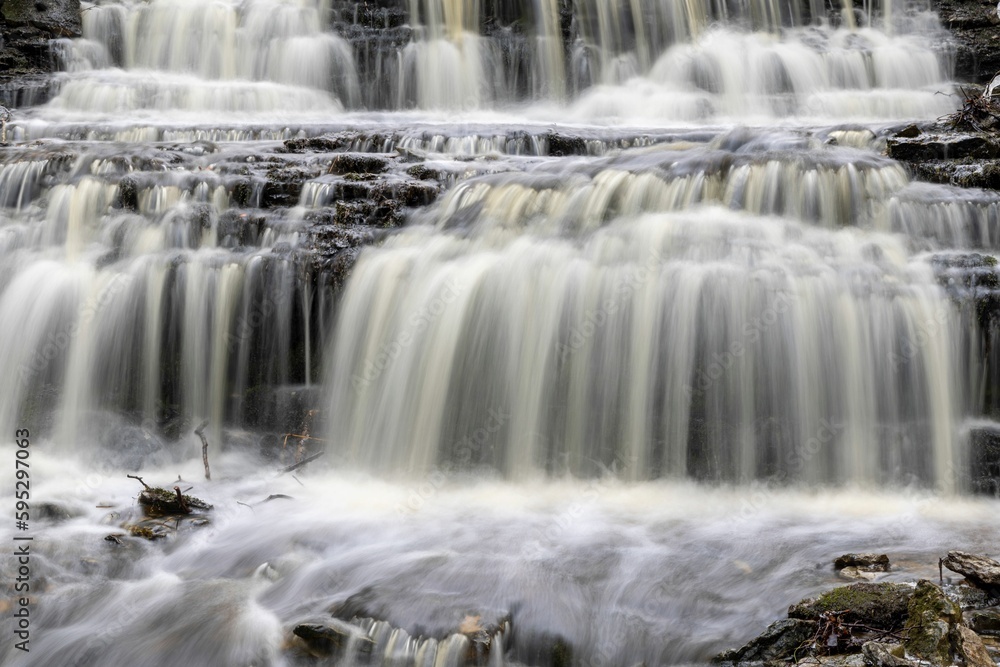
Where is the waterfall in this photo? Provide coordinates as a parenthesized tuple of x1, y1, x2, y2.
(3, 1, 1000, 666)
(36, 0, 950, 119)
(324, 153, 964, 488)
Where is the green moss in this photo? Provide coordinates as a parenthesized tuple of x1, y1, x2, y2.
(138, 487, 212, 517)
(903, 580, 962, 664)
(127, 525, 160, 540)
(788, 582, 912, 630)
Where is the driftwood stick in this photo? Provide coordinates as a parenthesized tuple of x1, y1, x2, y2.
(195, 419, 211, 481)
(127, 474, 151, 490)
(173, 486, 190, 514)
(278, 451, 324, 475)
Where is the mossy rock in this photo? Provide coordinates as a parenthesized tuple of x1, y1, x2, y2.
(788, 583, 912, 630)
(903, 580, 962, 665)
(138, 486, 212, 517)
(127, 524, 165, 540)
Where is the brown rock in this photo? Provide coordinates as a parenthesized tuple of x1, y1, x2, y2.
(956, 626, 994, 667)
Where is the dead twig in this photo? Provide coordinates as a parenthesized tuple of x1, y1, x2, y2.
(127, 474, 151, 490)
(173, 486, 190, 514)
(195, 419, 211, 481)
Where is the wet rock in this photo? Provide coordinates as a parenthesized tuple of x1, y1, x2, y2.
(138, 485, 212, 517)
(934, 0, 1000, 83)
(968, 610, 1000, 636)
(277, 136, 345, 154)
(261, 165, 323, 208)
(0, 0, 81, 104)
(407, 164, 441, 181)
(887, 134, 1000, 162)
(912, 159, 1000, 189)
(817, 653, 867, 667)
(328, 153, 388, 175)
(509, 632, 573, 667)
(835, 554, 891, 572)
(712, 618, 817, 663)
(34, 501, 75, 522)
(115, 175, 139, 211)
(789, 583, 912, 631)
(894, 125, 921, 139)
(968, 429, 1000, 496)
(292, 618, 375, 656)
(903, 580, 962, 665)
(838, 566, 879, 582)
(861, 641, 918, 667)
(947, 582, 997, 609)
(943, 551, 1000, 594)
(543, 131, 589, 157)
(956, 625, 995, 667)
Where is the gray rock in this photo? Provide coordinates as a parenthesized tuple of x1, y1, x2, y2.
(861, 642, 918, 667)
(943, 551, 1000, 594)
(834, 554, 891, 572)
(956, 625, 994, 667)
(712, 618, 817, 663)
(967, 609, 1000, 636)
(293, 619, 375, 656)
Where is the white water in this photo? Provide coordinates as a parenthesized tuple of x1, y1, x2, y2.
(0, 0, 998, 665)
(0, 449, 998, 667)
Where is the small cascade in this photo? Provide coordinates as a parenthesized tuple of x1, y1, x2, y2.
(0, 143, 326, 447)
(27, 0, 952, 120)
(326, 202, 963, 488)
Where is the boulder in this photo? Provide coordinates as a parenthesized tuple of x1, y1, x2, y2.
(712, 618, 817, 663)
(902, 580, 962, 665)
(943, 551, 1000, 595)
(789, 583, 912, 631)
(956, 625, 994, 667)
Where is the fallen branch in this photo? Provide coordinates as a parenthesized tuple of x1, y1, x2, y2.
(127, 474, 151, 490)
(195, 419, 211, 481)
(278, 451, 324, 475)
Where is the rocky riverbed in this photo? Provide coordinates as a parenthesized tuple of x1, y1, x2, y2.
(716, 551, 1000, 667)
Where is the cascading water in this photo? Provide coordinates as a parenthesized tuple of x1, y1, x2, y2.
(0, 1, 998, 666)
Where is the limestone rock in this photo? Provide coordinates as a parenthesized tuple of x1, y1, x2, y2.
(956, 625, 994, 667)
(943, 551, 1000, 594)
(834, 554, 891, 572)
(861, 642, 918, 667)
